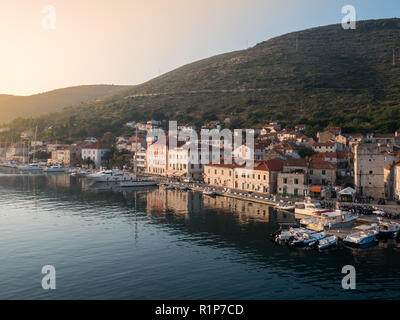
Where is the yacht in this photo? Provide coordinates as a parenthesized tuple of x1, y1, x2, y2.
(87, 170, 130, 182)
(19, 163, 45, 172)
(44, 165, 66, 173)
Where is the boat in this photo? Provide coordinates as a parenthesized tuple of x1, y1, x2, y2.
(44, 165, 66, 173)
(119, 179, 158, 188)
(87, 170, 130, 182)
(275, 227, 315, 242)
(377, 219, 400, 239)
(276, 201, 295, 211)
(19, 163, 45, 172)
(317, 236, 338, 250)
(343, 224, 379, 246)
(71, 168, 90, 177)
(203, 189, 217, 196)
(294, 200, 327, 217)
(299, 210, 358, 231)
(287, 231, 326, 248)
(164, 185, 175, 190)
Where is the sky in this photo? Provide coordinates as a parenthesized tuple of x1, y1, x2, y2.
(0, 0, 399, 96)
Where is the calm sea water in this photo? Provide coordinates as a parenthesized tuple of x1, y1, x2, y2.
(0, 170, 400, 300)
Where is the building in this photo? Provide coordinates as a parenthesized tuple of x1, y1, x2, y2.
(146, 136, 169, 176)
(354, 143, 385, 199)
(234, 160, 283, 194)
(203, 159, 283, 194)
(51, 147, 71, 166)
(81, 142, 111, 168)
(395, 163, 400, 200)
(134, 148, 147, 173)
(312, 141, 337, 153)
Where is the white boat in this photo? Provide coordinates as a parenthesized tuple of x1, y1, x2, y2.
(276, 227, 315, 241)
(317, 236, 338, 250)
(276, 201, 295, 211)
(44, 165, 66, 173)
(203, 189, 217, 196)
(119, 179, 158, 188)
(164, 185, 175, 190)
(300, 210, 358, 231)
(19, 163, 45, 172)
(87, 170, 130, 182)
(294, 201, 327, 216)
(288, 231, 326, 247)
(343, 224, 379, 246)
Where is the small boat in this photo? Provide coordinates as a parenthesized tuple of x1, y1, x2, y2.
(276, 201, 295, 211)
(203, 189, 217, 196)
(317, 235, 338, 250)
(87, 170, 130, 182)
(276, 227, 315, 242)
(287, 231, 326, 248)
(377, 220, 400, 239)
(71, 168, 90, 177)
(164, 185, 175, 190)
(343, 225, 379, 247)
(44, 165, 66, 173)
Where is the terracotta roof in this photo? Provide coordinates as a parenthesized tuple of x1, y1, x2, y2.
(308, 159, 335, 170)
(254, 159, 283, 171)
(284, 158, 308, 167)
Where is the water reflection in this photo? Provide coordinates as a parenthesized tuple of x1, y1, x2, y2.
(0, 171, 400, 299)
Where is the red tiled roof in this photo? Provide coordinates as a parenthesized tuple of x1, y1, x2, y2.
(284, 158, 308, 167)
(313, 141, 336, 147)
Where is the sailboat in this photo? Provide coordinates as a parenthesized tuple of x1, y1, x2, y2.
(119, 129, 157, 188)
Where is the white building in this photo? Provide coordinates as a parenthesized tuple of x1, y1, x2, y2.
(81, 142, 111, 168)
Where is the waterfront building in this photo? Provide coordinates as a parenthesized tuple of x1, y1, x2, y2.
(81, 142, 111, 168)
(51, 147, 71, 166)
(354, 143, 385, 199)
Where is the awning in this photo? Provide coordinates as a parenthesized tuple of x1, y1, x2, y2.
(311, 186, 322, 193)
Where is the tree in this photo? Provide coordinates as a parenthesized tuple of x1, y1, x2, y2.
(298, 147, 315, 158)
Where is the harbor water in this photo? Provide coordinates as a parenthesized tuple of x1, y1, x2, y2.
(1, 170, 400, 299)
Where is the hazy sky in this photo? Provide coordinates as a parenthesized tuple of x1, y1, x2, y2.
(0, 0, 399, 95)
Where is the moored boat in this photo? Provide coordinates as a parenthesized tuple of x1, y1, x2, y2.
(119, 179, 158, 188)
(377, 220, 400, 239)
(343, 224, 379, 247)
(44, 165, 66, 173)
(317, 235, 338, 250)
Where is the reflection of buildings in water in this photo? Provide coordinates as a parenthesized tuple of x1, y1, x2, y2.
(146, 189, 295, 225)
(146, 189, 203, 217)
(46, 174, 71, 188)
(202, 195, 272, 223)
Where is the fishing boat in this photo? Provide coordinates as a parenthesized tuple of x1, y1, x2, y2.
(317, 236, 338, 250)
(377, 219, 400, 239)
(44, 165, 66, 173)
(343, 224, 379, 246)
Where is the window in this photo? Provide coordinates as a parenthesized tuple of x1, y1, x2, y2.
(322, 170, 326, 175)
(309, 170, 313, 175)
(283, 178, 287, 184)
(369, 170, 373, 174)
(295, 179, 299, 184)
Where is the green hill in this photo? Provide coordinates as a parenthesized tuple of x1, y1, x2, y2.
(0, 85, 131, 124)
(3, 18, 400, 142)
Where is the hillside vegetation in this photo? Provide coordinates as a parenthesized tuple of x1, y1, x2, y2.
(2, 18, 400, 142)
(0, 85, 131, 123)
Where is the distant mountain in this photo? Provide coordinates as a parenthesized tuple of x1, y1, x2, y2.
(0, 85, 131, 123)
(3, 18, 400, 141)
